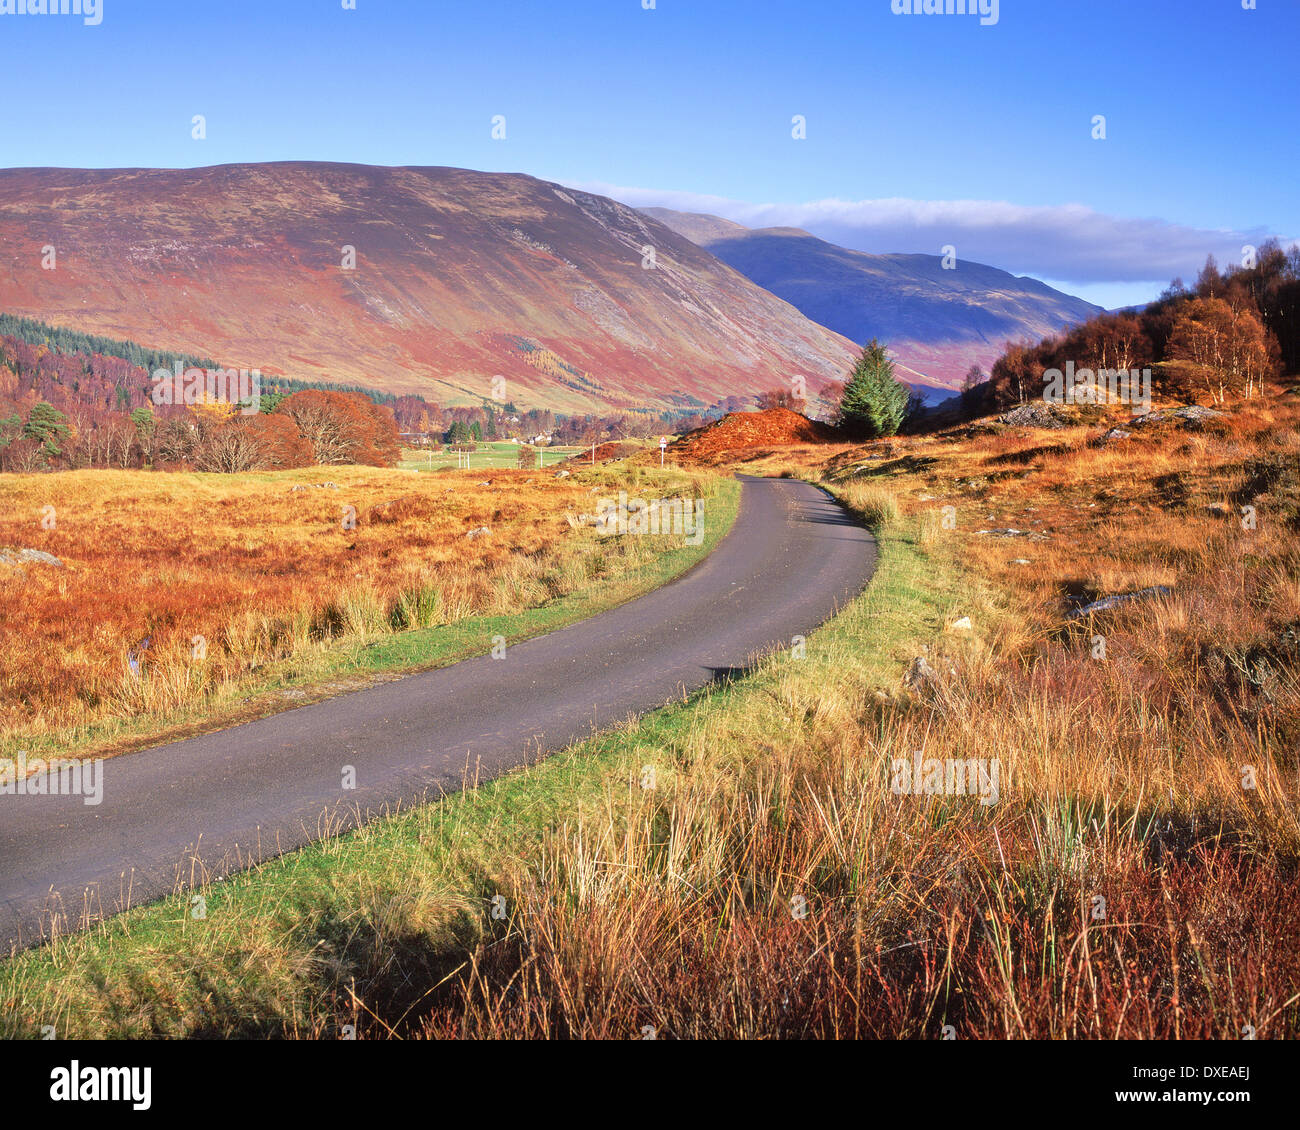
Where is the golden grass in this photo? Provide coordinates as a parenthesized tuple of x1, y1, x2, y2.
(0, 463, 716, 754)
(3, 388, 1298, 1038)
(407, 387, 1300, 1037)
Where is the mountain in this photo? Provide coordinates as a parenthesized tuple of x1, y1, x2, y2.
(0, 163, 859, 417)
(641, 208, 1104, 400)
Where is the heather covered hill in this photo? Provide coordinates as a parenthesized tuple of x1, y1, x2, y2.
(0, 163, 858, 416)
(642, 207, 1103, 396)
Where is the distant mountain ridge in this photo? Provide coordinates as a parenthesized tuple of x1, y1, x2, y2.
(641, 207, 1103, 399)
(0, 163, 859, 417)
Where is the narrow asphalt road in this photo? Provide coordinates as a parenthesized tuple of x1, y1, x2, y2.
(0, 475, 876, 951)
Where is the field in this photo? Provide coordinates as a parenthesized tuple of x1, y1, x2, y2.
(398, 441, 587, 473)
(2, 388, 1299, 1039)
(0, 461, 731, 763)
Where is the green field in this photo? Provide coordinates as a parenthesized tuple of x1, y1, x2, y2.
(399, 442, 586, 472)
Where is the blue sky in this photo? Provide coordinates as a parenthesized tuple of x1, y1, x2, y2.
(2, 0, 1296, 307)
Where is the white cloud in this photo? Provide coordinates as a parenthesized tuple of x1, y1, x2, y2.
(570, 180, 1294, 289)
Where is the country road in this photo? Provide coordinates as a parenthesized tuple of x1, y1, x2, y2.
(0, 475, 877, 952)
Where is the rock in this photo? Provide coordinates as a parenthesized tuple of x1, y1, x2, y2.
(904, 654, 939, 694)
(1010, 558, 1032, 565)
(1065, 585, 1173, 621)
(1130, 405, 1224, 427)
(0, 547, 64, 569)
(998, 402, 1067, 429)
(948, 616, 973, 632)
(1099, 428, 1132, 443)
(979, 526, 1052, 541)
(554, 469, 570, 478)
(465, 526, 491, 540)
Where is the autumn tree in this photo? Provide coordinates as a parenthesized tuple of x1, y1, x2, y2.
(960, 364, 985, 416)
(244, 413, 314, 469)
(815, 379, 846, 424)
(277, 389, 401, 467)
(154, 416, 196, 467)
(989, 341, 1038, 406)
(1166, 298, 1272, 401)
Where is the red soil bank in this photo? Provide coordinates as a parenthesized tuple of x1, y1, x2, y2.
(673, 408, 842, 460)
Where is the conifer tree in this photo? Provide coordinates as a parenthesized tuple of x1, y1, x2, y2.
(838, 340, 910, 438)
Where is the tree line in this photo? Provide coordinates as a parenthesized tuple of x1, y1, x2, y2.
(978, 239, 1300, 413)
(1, 388, 401, 473)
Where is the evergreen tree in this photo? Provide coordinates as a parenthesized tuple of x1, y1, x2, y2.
(0, 412, 22, 449)
(23, 401, 71, 457)
(130, 406, 155, 436)
(838, 340, 910, 438)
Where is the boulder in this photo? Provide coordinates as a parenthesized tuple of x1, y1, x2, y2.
(998, 403, 1068, 429)
(1130, 405, 1224, 427)
(0, 547, 64, 571)
(1065, 585, 1172, 621)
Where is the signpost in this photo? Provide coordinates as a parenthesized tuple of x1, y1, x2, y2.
(659, 435, 667, 467)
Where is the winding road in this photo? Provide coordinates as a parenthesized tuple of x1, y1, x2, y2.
(0, 475, 877, 951)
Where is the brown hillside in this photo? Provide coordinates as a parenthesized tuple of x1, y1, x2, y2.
(0, 163, 857, 416)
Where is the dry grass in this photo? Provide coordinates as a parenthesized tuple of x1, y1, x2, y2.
(407, 387, 1300, 1038)
(3, 388, 1298, 1039)
(0, 463, 716, 755)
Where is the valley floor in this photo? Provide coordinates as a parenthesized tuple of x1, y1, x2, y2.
(2, 384, 1298, 1038)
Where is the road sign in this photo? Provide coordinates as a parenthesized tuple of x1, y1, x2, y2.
(659, 436, 668, 450)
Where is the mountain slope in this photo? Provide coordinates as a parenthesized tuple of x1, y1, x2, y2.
(642, 207, 1103, 398)
(0, 164, 858, 416)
